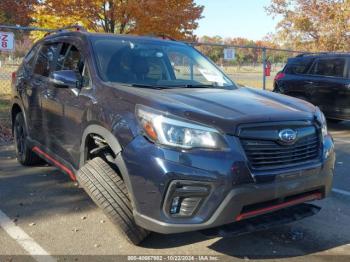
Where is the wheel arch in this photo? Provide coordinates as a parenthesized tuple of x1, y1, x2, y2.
(80, 124, 122, 167)
(79, 124, 138, 209)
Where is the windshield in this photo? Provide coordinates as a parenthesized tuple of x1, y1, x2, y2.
(91, 37, 236, 89)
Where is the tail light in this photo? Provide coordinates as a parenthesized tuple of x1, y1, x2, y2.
(274, 72, 285, 81)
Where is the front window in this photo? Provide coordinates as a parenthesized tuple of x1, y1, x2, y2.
(91, 37, 236, 89)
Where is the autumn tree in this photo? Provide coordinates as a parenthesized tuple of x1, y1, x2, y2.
(0, 0, 38, 26)
(30, 5, 93, 40)
(32, 0, 203, 40)
(266, 0, 350, 51)
(130, 0, 203, 40)
(197, 36, 225, 62)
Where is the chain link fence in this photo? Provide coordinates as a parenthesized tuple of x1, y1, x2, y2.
(192, 42, 306, 90)
(0, 27, 44, 141)
(0, 25, 308, 141)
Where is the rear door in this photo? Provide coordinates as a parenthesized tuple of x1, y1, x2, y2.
(306, 57, 350, 117)
(280, 57, 315, 101)
(30, 42, 60, 146)
(15, 44, 40, 139)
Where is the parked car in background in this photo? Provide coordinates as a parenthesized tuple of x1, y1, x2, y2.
(11, 27, 335, 245)
(273, 53, 350, 121)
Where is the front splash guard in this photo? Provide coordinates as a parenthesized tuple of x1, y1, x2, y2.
(200, 203, 321, 238)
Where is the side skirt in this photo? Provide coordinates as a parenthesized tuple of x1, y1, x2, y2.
(28, 139, 77, 181)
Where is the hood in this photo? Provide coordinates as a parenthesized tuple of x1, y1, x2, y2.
(112, 85, 317, 135)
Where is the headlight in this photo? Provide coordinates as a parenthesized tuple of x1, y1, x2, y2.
(315, 107, 327, 137)
(136, 105, 228, 150)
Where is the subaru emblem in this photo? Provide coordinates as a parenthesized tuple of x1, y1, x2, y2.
(278, 129, 297, 144)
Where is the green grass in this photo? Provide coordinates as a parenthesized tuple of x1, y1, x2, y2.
(235, 78, 274, 90)
(0, 97, 10, 111)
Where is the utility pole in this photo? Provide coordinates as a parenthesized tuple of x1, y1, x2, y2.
(262, 48, 267, 90)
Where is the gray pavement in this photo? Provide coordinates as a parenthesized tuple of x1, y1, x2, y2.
(0, 122, 349, 261)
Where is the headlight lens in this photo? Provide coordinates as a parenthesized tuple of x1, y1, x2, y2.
(136, 105, 228, 150)
(316, 107, 327, 137)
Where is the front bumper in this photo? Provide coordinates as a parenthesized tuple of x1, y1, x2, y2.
(134, 164, 333, 234)
(121, 134, 335, 234)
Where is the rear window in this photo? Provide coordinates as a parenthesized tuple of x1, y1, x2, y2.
(284, 58, 313, 75)
(309, 58, 346, 78)
(23, 45, 39, 71)
(33, 43, 60, 77)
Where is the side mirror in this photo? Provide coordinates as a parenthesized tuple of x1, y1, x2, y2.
(49, 70, 81, 88)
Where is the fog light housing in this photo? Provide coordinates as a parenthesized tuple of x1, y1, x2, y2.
(164, 181, 211, 218)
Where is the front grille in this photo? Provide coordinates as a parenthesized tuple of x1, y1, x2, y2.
(241, 130, 320, 170)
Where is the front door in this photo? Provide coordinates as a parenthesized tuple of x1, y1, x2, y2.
(41, 41, 92, 167)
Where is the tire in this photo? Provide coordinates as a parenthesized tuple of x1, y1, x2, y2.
(13, 112, 43, 166)
(77, 157, 150, 245)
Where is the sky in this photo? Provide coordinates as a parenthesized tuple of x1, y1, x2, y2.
(194, 0, 280, 40)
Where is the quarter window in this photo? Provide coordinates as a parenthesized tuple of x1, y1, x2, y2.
(24, 45, 39, 72)
(309, 58, 345, 78)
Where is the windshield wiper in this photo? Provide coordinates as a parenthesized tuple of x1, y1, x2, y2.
(185, 84, 217, 88)
(130, 83, 166, 89)
(169, 84, 224, 88)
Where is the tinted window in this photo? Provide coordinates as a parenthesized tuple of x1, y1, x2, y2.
(91, 37, 235, 88)
(285, 58, 313, 75)
(56, 43, 89, 87)
(81, 65, 91, 88)
(24, 45, 39, 71)
(33, 43, 59, 77)
(168, 51, 210, 83)
(310, 58, 345, 78)
(56, 44, 83, 73)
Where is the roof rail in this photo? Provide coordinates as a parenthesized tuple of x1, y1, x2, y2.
(157, 34, 177, 41)
(44, 25, 86, 37)
(296, 52, 350, 57)
(144, 34, 178, 41)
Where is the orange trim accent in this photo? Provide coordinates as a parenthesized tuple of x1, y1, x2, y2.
(32, 146, 76, 181)
(235, 192, 322, 221)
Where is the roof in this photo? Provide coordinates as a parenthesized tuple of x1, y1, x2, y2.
(296, 52, 350, 58)
(43, 26, 185, 46)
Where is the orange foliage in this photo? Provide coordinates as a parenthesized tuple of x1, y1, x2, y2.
(0, 0, 38, 25)
(36, 0, 203, 40)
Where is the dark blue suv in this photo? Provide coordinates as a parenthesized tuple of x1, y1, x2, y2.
(273, 53, 350, 121)
(11, 28, 335, 245)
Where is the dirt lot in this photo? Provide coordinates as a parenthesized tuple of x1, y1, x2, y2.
(0, 122, 349, 262)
